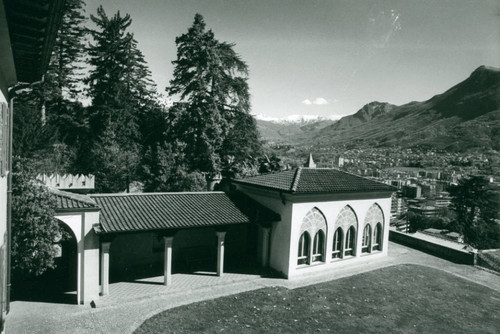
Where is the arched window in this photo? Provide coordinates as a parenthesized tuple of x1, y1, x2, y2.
(345, 226, 356, 256)
(334, 206, 358, 258)
(365, 203, 384, 253)
(297, 232, 310, 265)
(312, 230, 324, 262)
(372, 223, 382, 251)
(332, 228, 343, 259)
(362, 224, 371, 253)
(298, 208, 327, 266)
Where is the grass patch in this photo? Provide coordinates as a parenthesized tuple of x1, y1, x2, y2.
(134, 264, 500, 334)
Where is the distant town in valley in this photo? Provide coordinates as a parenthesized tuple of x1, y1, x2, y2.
(257, 65, 500, 247)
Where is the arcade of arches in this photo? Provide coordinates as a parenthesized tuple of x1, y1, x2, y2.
(297, 204, 385, 267)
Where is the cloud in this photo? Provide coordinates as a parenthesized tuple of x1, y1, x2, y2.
(312, 97, 329, 105)
(302, 97, 339, 105)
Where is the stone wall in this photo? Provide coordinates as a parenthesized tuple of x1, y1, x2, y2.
(389, 230, 476, 265)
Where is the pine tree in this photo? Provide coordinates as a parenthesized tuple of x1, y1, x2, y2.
(167, 14, 261, 177)
(87, 6, 156, 133)
(46, 0, 88, 102)
(85, 6, 158, 191)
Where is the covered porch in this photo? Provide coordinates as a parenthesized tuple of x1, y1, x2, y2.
(91, 191, 280, 299)
(48, 189, 280, 304)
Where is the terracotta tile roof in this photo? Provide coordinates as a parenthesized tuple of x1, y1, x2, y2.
(232, 168, 395, 194)
(49, 188, 98, 211)
(90, 192, 251, 234)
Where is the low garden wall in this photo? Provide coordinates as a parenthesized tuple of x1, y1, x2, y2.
(389, 230, 476, 265)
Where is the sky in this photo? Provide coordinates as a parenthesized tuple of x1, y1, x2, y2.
(83, 0, 500, 118)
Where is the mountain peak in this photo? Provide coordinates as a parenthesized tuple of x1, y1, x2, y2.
(471, 65, 500, 75)
(468, 65, 500, 81)
(254, 114, 343, 124)
(353, 101, 396, 121)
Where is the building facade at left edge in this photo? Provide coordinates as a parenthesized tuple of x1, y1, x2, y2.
(0, 0, 66, 331)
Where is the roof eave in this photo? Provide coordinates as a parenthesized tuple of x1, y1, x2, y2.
(0, 0, 17, 94)
(5, 0, 66, 84)
(55, 207, 100, 214)
(95, 220, 252, 236)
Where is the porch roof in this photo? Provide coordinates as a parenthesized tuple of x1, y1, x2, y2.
(90, 192, 252, 234)
(232, 167, 395, 194)
(50, 188, 98, 211)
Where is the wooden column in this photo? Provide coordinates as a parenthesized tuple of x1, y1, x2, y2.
(216, 231, 226, 276)
(100, 241, 111, 296)
(163, 236, 174, 286)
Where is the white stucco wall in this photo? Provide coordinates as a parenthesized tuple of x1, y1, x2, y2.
(0, 89, 8, 320)
(55, 210, 100, 305)
(233, 185, 293, 277)
(288, 196, 391, 278)
(235, 184, 392, 279)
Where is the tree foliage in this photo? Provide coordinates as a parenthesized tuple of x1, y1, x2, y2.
(11, 159, 63, 279)
(167, 14, 261, 176)
(449, 176, 500, 249)
(46, 0, 88, 101)
(84, 6, 159, 191)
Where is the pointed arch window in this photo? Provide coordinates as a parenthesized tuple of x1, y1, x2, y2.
(298, 208, 327, 266)
(362, 225, 371, 253)
(345, 226, 356, 257)
(373, 223, 382, 251)
(312, 230, 325, 262)
(334, 205, 358, 259)
(297, 232, 310, 265)
(332, 228, 343, 259)
(365, 203, 384, 252)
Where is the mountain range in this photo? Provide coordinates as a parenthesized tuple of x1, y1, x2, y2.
(256, 66, 500, 152)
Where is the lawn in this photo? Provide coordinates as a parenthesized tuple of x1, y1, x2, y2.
(134, 264, 500, 333)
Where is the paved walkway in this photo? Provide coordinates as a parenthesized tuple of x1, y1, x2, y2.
(5, 242, 500, 334)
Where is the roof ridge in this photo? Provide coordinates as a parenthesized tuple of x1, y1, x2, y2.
(291, 167, 302, 192)
(90, 191, 225, 197)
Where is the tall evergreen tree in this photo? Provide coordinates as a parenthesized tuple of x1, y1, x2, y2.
(45, 0, 88, 102)
(167, 14, 261, 177)
(85, 6, 158, 192)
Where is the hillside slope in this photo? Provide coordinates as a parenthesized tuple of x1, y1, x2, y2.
(310, 66, 500, 151)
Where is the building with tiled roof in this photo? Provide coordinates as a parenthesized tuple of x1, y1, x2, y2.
(1, 0, 67, 325)
(232, 167, 395, 194)
(45, 166, 395, 305)
(232, 167, 395, 278)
